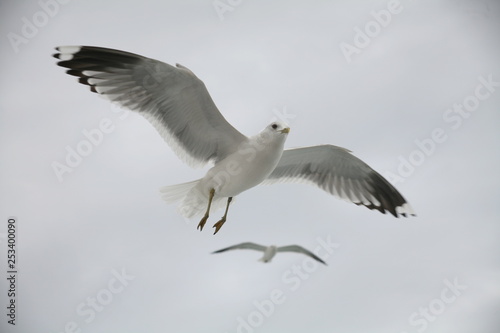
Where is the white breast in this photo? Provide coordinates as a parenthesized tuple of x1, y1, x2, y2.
(201, 130, 287, 197)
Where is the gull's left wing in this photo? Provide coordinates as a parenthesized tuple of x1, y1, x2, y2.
(277, 245, 327, 265)
(265, 145, 415, 217)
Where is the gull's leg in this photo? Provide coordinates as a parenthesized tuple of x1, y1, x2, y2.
(213, 197, 233, 235)
(197, 188, 215, 231)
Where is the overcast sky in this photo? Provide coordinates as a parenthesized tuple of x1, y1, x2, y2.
(1, 0, 499, 332)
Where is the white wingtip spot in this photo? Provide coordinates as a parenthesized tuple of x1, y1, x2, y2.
(368, 194, 381, 207)
(56, 46, 82, 60)
(396, 203, 416, 216)
(57, 53, 74, 61)
(83, 70, 102, 77)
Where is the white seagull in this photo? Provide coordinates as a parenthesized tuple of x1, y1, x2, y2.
(54, 46, 415, 234)
(212, 242, 327, 265)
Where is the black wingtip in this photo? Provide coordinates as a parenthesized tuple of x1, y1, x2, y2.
(318, 259, 327, 266)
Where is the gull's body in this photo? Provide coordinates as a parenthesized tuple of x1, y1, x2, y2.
(212, 242, 327, 265)
(54, 45, 415, 234)
(178, 126, 289, 217)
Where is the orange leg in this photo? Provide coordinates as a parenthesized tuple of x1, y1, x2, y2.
(197, 188, 215, 231)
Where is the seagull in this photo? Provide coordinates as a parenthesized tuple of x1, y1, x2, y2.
(212, 242, 327, 265)
(54, 46, 415, 234)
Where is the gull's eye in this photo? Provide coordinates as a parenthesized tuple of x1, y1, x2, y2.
(271, 123, 278, 130)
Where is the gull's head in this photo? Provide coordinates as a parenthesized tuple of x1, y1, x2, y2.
(266, 121, 290, 135)
(256, 121, 290, 146)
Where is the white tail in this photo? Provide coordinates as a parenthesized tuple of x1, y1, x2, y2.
(160, 180, 199, 204)
(160, 180, 227, 218)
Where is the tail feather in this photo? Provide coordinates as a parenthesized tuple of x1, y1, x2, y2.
(160, 180, 228, 218)
(160, 180, 199, 204)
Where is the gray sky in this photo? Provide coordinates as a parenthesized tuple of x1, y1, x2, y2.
(1, 0, 499, 332)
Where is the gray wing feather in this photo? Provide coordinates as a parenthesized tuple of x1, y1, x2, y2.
(54, 46, 247, 167)
(276, 245, 327, 265)
(212, 242, 267, 254)
(265, 145, 415, 217)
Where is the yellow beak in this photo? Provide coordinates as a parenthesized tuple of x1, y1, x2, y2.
(280, 127, 290, 134)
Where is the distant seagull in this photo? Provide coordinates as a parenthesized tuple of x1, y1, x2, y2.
(212, 242, 327, 265)
(54, 46, 415, 234)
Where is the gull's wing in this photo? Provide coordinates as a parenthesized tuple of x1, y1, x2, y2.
(276, 245, 327, 265)
(265, 145, 415, 217)
(53, 46, 247, 167)
(212, 242, 267, 254)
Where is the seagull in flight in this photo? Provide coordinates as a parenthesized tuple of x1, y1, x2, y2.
(54, 46, 415, 234)
(212, 242, 327, 265)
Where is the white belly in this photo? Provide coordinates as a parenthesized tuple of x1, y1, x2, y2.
(199, 139, 285, 198)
